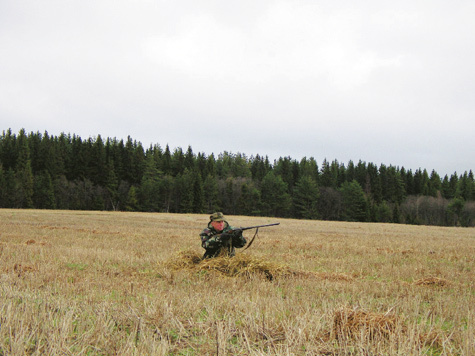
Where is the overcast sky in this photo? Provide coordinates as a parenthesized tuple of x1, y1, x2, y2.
(1, 0, 474, 177)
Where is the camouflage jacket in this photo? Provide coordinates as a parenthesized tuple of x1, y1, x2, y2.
(200, 222, 247, 257)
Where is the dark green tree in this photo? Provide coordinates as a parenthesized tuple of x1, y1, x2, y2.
(138, 155, 161, 211)
(446, 197, 465, 226)
(299, 157, 319, 183)
(126, 185, 139, 211)
(203, 174, 219, 213)
(428, 170, 442, 197)
(0, 164, 6, 207)
(237, 181, 261, 216)
(15, 129, 34, 208)
(293, 175, 320, 219)
(90, 135, 107, 186)
(192, 171, 205, 213)
(319, 159, 337, 188)
(33, 171, 56, 209)
(184, 145, 195, 171)
(340, 180, 368, 222)
(260, 171, 291, 217)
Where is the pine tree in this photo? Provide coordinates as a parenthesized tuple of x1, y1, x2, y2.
(203, 174, 219, 213)
(237, 181, 261, 216)
(0, 164, 5, 207)
(4, 168, 20, 208)
(293, 175, 320, 219)
(105, 160, 119, 210)
(319, 159, 337, 188)
(0, 129, 17, 170)
(138, 154, 161, 211)
(15, 129, 34, 208)
(126, 186, 139, 211)
(192, 171, 204, 213)
(299, 157, 319, 183)
(159, 175, 174, 212)
(260, 171, 291, 217)
(90, 135, 107, 186)
(162, 144, 172, 175)
(178, 170, 194, 213)
(428, 170, 442, 197)
(171, 147, 185, 176)
(184, 145, 195, 171)
(447, 197, 465, 226)
(33, 171, 55, 209)
(340, 180, 368, 222)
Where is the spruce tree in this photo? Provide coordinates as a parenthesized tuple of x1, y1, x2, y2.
(293, 175, 320, 219)
(260, 171, 291, 217)
(340, 180, 368, 222)
(33, 171, 55, 209)
(0, 164, 5, 207)
(192, 171, 204, 214)
(15, 129, 34, 208)
(203, 174, 219, 213)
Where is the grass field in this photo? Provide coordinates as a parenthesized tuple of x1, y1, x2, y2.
(1, 209, 474, 355)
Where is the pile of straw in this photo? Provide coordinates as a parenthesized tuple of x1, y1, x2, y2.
(332, 307, 444, 349)
(163, 249, 301, 280)
(414, 277, 450, 287)
(332, 307, 400, 341)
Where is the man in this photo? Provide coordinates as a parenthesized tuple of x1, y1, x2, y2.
(200, 212, 247, 258)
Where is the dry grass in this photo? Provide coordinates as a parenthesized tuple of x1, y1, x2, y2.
(332, 307, 401, 341)
(1, 209, 475, 355)
(163, 249, 314, 280)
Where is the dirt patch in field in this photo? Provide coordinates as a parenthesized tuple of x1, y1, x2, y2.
(163, 249, 320, 280)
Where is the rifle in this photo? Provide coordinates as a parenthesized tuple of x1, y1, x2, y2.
(226, 223, 280, 251)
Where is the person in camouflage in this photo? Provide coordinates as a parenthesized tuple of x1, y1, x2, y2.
(200, 212, 247, 259)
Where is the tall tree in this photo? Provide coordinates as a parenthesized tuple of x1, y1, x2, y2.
(90, 135, 107, 186)
(319, 159, 337, 188)
(428, 170, 442, 197)
(340, 180, 368, 222)
(203, 174, 219, 213)
(192, 171, 204, 214)
(237, 181, 261, 216)
(260, 171, 291, 217)
(15, 129, 34, 208)
(138, 154, 161, 211)
(33, 171, 55, 209)
(293, 175, 320, 219)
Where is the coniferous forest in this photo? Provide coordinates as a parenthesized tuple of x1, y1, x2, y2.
(1, 128, 474, 227)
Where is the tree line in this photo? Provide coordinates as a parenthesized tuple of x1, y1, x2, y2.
(1, 128, 474, 227)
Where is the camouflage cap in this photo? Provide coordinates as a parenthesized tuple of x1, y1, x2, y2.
(210, 212, 225, 222)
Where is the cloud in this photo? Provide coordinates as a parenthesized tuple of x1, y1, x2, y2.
(1, 0, 475, 176)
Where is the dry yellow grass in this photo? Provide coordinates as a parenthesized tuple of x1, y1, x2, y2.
(1, 209, 474, 355)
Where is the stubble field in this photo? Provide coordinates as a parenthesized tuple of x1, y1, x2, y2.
(0, 209, 474, 355)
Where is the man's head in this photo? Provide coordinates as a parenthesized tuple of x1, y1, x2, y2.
(210, 212, 225, 232)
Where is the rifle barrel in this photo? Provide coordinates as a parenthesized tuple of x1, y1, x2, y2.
(239, 223, 280, 231)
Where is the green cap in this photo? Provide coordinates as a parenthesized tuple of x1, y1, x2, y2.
(210, 212, 225, 222)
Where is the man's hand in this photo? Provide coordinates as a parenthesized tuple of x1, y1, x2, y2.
(218, 233, 231, 243)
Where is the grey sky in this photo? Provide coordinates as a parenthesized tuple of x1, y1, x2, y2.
(1, 0, 474, 177)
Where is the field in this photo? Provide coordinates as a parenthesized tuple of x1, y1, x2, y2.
(1, 209, 474, 355)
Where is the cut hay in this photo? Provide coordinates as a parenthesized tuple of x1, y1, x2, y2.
(332, 307, 400, 341)
(414, 277, 450, 287)
(332, 307, 445, 348)
(162, 249, 310, 280)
